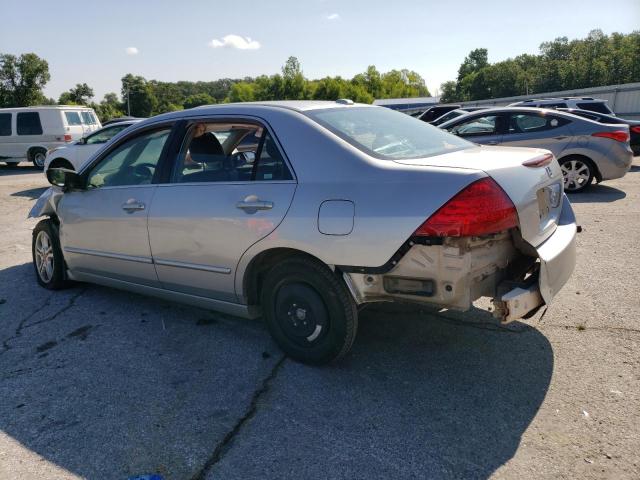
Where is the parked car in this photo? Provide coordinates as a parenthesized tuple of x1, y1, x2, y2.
(559, 108, 640, 155)
(44, 120, 141, 172)
(31, 101, 577, 364)
(418, 104, 462, 122)
(509, 97, 614, 115)
(429, 109, 470, 126)
(102, 116, 145, 126)
(439, 107, 633, 192)
(0, 106, 101, 169)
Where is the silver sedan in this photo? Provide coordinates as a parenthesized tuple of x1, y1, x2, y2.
(31, 101, 577, 364)
(439, 107, 634, 192)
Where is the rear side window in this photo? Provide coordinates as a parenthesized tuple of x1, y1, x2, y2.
(255, 132, 292, 181)
(577, 102, 613, 115)
(17, 112, 43, 135)
(0, 113, 11, 136)
(65, 111, 82, 126)
(507, 113, 569, 134)
(538, 102, 568, 109)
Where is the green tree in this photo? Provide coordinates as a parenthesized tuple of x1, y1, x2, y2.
(121, 74, 157, 117)
(281, 56, 307, 99)
(183, 93, 215, 109)
(0, 52, 50, 107)
(58, 83, 94, 105)
(228, 82, 256, 102)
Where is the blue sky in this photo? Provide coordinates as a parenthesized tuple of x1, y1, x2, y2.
(1, 0, 638, 101)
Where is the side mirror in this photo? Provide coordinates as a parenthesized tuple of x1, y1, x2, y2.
(46, 168, 83, 190)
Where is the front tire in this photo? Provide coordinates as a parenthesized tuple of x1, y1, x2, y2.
(32, 219, 70, 290)
(559, 156, 594, 193)
(30, 148, 47, 170)
(261, 256, 358, 365)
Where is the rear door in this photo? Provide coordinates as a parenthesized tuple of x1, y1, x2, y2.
(59, 125, 174, 286)
(501, 111, 573, 157)
(445, 112, 507, 146)
(147, 118, 296, 303)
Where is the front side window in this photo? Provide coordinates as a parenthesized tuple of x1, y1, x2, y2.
(87, 128, 171, 189)
(85, 124, 129, 145)
(172, 122, 292, 183)
(308, 107, 471, 160)
(65, 111, 82, 126)
(539, 102, 568, 109)
(449, 114, 500, 136)
(507, 113, 567, 134)
(0, 113, 11, 136)
(17, 112, 43, 135)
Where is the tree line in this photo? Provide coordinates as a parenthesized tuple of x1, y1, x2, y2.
(441, 29, 640, 103)
(0, 54, 429, 121)
(1, 29, 639, 121)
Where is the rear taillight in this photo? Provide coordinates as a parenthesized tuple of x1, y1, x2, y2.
(592, 131, 629, 143)
(631, 126, 640, 134)
(64, 134, 72, 142)
(522, 152, 553, 168)
(414, 177, 518, 238)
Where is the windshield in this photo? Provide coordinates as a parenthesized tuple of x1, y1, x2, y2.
(306, 107, 472, 160)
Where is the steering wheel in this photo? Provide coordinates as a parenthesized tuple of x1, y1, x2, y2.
(131, 163, 156, 184)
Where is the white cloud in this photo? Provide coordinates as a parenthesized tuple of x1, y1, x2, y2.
(125, 47, 139, 55)
(326, 13, 340, 20)
(208, 35, 261, 50)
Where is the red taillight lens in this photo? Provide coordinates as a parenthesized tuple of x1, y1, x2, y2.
(64, 134, 72, 142)
(631, 126, 640, 134)
(414, 177, 518, 237)
(592, 131, 629, 143)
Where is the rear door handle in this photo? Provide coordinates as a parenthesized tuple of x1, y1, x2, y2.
(554, 136, 568, 140)
(486, 140, 499, 145)
(122, 199, 145, 213)
(236, 200, 274, 211)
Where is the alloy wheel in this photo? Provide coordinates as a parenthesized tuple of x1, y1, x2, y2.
(561, 159, 591, 192)
(34, 230, 54, 283)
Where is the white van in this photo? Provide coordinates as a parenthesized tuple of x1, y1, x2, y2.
(0, 106, 102, 169)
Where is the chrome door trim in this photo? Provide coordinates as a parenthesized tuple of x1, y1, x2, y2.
(64, 246, 153, 264)
(154, 258, 231, 274)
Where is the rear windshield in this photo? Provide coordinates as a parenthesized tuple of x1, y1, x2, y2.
(577, 102, 613, 115)
(81, 111, 97, 124)
(65, 111, 82, 126)
(306, 107, 472, 160)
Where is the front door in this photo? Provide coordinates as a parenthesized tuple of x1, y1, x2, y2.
(148, 120, 296, 302)
(59, 126, 172, 286)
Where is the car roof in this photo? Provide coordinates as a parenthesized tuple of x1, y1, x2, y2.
(196, 100, 375, 113)
(0, 105, 95, 111)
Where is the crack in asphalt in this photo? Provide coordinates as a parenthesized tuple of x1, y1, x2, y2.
(539, 323, 640, 334)
(0, 288, 86, 357)
(191, 355, 286, 480)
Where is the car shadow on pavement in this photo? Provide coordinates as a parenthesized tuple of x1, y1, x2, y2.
(0, 164, 39, 176)
(567, 184, 626, 203)
(0, 263, 553, 479)
(10, 186, 49, 199)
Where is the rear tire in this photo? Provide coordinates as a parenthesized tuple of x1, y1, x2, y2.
(29, 148, 47, 170)
(261, 256, 358, 365)
(32, 219, 70, 290)
(559, 156, 594, 193)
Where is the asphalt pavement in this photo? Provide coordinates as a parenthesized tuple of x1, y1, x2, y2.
(0, 160, 638, 480)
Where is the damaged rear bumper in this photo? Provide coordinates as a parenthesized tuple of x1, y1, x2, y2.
(342, 195, 577, 322)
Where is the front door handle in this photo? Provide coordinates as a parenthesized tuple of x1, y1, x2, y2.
(554, 135, 568, 140)
(486, 140, 499, 145)
(122, 199, 145, 213)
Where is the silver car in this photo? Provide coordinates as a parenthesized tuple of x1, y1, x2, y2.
(30, 101, 577, 364)
(439, 107, 633, 192)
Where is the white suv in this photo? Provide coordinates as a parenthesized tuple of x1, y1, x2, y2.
(0, 106, 101, 169)
(509, 97, 615, 116)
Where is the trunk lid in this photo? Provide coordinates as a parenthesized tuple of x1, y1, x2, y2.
(396, 145, 564, 247)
